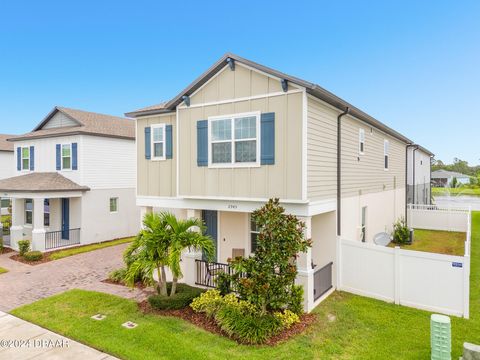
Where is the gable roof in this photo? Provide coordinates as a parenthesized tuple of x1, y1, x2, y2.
(9, 107, 135, 142)
(125, 53, 413, 144)
(0, 134, 15, 152)
(0, 172, 90, 193)
(431, 170, 470, 179)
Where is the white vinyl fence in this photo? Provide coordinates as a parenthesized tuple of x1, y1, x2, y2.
(407, 204, 471, 232)
(337, 205, 471, 318)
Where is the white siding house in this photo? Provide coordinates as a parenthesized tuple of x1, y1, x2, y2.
(0, 135, 15, 215)
(407, 145, 434, 205)
(0, 107, 139, 251)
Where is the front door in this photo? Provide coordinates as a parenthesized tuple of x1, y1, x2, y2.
(61, 198, 70, 240)
(202, 210, 217, 262)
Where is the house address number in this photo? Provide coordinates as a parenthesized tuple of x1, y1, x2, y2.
(227, 204, 238, 209)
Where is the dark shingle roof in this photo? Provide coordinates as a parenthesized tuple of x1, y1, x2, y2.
(0, 172, 90, 192)
(9, 107, 135, 141)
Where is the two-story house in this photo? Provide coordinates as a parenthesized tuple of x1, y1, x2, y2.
(126, 53, 425, 311)
(0, 135, 14, 215)
(0, 107, 139, 252)
(407, 145, 433, 205)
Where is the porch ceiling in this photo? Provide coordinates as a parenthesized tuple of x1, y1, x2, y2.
(0, 172, 90, 194)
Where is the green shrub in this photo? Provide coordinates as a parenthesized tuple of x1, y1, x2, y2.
(274, 310, 300, 329)
(215, 305, 282, 344)
(108, 268, 127, 283)
(0, 237, 3, 252)
(393, 217, 410, 245)
(18, 240, 31, 256)
(287, 285, 304, 315)
(191, 290, 257, 318)
(148, 283, 205, 310)
(23, 251, 43, 262)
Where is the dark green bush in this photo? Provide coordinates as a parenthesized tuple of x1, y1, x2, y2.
(215, 304, 282, 344)
(108, 268, 127, 283)
(23, 251, 43, 262)
(18, 240, 31, 256)
(393, 217, 410, 245)
(148, 283, 205, 310)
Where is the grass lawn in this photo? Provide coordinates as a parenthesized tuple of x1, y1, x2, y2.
(0, 267, 7, 274)
(11, 212, 480, 359)
(389, 228, 465, 256)
(48, 237, 134, 260)
(432, 187, 480, 196)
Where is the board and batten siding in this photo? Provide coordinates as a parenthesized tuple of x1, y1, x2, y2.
(42, 112, 78, 129)
(178, 93, 303, 200)
(306, 97, 338, 201)
(341, 115, 406, 198)
(136, 114, 177, 197)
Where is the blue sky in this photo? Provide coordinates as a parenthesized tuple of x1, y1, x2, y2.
(1, 1, 479, 164)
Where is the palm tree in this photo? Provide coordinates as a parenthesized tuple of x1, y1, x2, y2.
(124, 212, 214, 297)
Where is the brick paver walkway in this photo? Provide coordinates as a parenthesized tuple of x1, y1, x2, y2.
(0, 244, 151, 312)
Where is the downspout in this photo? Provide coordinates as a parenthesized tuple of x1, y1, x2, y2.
(337, 107, 350, 236)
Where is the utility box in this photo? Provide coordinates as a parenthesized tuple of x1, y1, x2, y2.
(431, 314, 451, 360)
(408, 228, 415, 244)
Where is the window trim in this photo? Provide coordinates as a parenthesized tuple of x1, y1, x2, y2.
(359, 128, 365, 155)
(44, 199, 50, 227)
(21, 146, 30, 171)
(109, 197, 119, 213)
(384, 139, 390, 170)
(61, 143, 72, 171)
(207, 111, 261, 168)
(25, 199, 33, 225)
(249, 215, 260, 254)
(151, 124, 166, 161)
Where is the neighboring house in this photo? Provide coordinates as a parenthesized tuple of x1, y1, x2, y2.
(431, 170, 470, 188)
(0, 134, 15, 215)
(0, 107, 139, 252)
(126, 53, 427, 311)
(407, 145, 434, 205)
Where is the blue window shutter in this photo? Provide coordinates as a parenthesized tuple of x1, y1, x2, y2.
(29, 146, 34, 170)
(16, 147, 21, 171)
(144, 127, 151, 160)
(197, 120, 208, 166)
(72, 143, 78, 170)
(166, 125, 173, 159)
(261, 112, 275, 165)
(56, 144, 61, 170)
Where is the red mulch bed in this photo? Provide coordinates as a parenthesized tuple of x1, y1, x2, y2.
(10, 253, 54, 265)
(138, 300, 316, 346)
(0, 247, 14, 255)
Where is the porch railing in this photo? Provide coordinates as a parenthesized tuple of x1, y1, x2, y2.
(45, 228, 81, 250)
(314, 262, 333, 301)
(195, 259, 233, 288)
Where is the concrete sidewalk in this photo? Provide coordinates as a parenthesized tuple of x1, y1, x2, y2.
(0, 311, 118, 359)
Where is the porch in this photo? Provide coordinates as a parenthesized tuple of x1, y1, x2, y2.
(0, 172, 89, 252)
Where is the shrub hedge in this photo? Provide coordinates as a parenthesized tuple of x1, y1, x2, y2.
(23, 251, 43, 262)
(148, 283, 205, 310)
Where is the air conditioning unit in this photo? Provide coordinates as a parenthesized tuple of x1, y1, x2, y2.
(357, 226, 366, 242)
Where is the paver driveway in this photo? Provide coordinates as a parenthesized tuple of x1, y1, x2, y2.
(0, 243, 150, 312)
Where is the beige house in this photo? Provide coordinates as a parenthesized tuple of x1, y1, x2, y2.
(127, 53, 421, 312)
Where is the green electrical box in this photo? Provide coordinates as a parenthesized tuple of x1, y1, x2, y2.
(431, 314, 451, 360)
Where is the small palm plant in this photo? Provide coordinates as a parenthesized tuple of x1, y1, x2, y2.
(124, 212, 214, 297)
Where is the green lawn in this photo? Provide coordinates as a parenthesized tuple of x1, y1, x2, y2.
(48, 237, 134, 260)
(389, 228, 465, 256)
(432, 187, 480, 196)
(11, 212, 480, 359)
(0, 267, 7, 274)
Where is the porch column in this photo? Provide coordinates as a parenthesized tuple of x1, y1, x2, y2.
(184, 209, 203, 287)
(139, 206, 153, 229)
(296, 216, 315, 313)
(31, 198, 46, 252)
(10, 198, 24, 251)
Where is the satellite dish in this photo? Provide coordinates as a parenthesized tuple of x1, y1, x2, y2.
(373, 232, 391, 246)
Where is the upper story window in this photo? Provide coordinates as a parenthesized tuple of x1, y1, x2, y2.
(384, 140, 390, 170)
(151, 124, 166, 160)
(208, 112, 260, 167)
(359, 128, 365, 154)
(62, 144, 72, 170)
(21, 147, 30, 170)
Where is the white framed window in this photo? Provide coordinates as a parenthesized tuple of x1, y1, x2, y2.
(110, 197, 118, 213)
(61, 144, 72, 170)
(250, 216, 260, 253)
(208, 112, 260, 168)
(384, 140, 389, 170)
(151, 124, 166, 160)
(25, 199, 33, 225)
(361, 206, 367, 243)
(359, 128, 365, 154)
(21, 147, 30, 170)
(44, 199, 50, 227)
